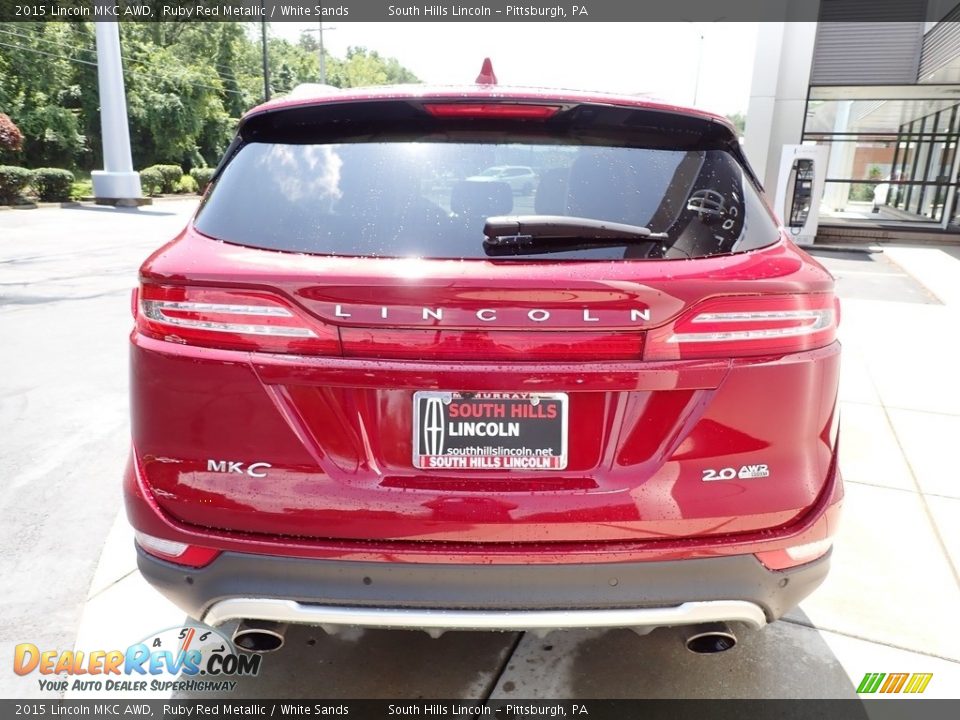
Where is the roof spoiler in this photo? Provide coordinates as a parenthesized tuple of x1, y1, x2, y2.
(286, 84, 342, 100)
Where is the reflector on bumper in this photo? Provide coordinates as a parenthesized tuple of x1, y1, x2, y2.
(135, 530, 220, 568)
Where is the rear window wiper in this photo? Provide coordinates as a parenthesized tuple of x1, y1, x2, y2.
(482, 215, 668, 256)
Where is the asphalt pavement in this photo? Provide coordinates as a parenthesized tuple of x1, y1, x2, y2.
(0, 201, 195, 697)
(1, 201, 958, 700)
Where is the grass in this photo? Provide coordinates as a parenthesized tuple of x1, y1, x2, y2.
(70, 171, 92, 201)
(7, 170, 201, 204)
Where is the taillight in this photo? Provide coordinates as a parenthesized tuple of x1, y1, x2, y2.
(644, 294, 839, 360)
(423, 103, 560, 119)
(136, 283, 340, 354)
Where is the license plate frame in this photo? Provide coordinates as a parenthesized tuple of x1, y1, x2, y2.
(412, 391, 568, 471)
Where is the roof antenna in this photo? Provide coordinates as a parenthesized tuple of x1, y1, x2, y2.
(475, 58, 498, 85)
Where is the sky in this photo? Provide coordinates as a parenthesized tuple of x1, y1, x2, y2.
(271, 22, 759, 116)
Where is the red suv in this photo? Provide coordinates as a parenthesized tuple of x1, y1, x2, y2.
(125, 71, 842, 654)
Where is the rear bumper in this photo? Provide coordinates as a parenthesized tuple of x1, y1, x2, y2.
(136, 546, 830, 631)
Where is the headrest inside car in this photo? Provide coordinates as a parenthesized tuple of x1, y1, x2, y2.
(535, 168, 569, 215)
(451, 180, 513, 217)
(566, 152, 648, 225)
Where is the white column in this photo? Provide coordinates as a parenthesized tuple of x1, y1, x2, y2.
(91, 16, 142, 200)
(744, 19, 820, 202)
(742, 22, 786, 182)
(822, 101, 855, 211)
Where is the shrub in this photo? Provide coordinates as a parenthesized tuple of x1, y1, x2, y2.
(159, 164, 184, 192)
(0, 166, 32, 204)
(31, 168, 75, 202)
(189, 167, 215, 194)
(0, 113, 24, 153)
(156, 164, 183, 193)
(139, 167, 163, 196)
(173, 174, 198, 194)
(70, 177, 93, 201)
(142, 164, 183, 193)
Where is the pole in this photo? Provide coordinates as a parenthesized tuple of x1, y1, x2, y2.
(683, 21, 705, 107)
(319, 20, 327, 84)
(260, 16, 271, 101)
(91, 8, 142, 202)
(304, 9, 335, 85)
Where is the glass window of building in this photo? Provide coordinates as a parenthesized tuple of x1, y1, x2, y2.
(802, 84, 960, 229)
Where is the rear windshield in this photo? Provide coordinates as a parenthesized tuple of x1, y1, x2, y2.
(194, 140, 779, 260)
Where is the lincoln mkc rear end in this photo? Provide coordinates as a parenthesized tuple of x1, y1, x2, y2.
(125, 75, 842, 653)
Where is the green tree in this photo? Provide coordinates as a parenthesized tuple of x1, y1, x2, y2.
(119, 34, 228, 169)
(0, 23, 89, 167)
(726, 112, 746, 136)
(0, 22, 419, 172)
(328, 47, 420, 88)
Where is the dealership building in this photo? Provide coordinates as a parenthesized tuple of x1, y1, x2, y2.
(745, 0, 960, 239)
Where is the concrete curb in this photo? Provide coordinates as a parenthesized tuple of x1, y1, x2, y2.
(1, 195, 200, 211)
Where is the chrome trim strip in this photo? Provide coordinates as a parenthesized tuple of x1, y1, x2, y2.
(147, 301, 294, 317)
(202, 598, 767, 631)
(140, 300, 317, 338)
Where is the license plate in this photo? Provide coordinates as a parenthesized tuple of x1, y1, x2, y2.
(413, 392, 568, 471)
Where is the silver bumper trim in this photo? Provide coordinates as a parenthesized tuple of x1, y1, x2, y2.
(202, 598, 768, 631)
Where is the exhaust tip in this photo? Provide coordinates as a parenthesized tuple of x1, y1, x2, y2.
(232, 620, 286, 653)
(683, 622, 737, 654)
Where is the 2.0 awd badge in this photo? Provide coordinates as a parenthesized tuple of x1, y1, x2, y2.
(701, 464, 770, 482)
